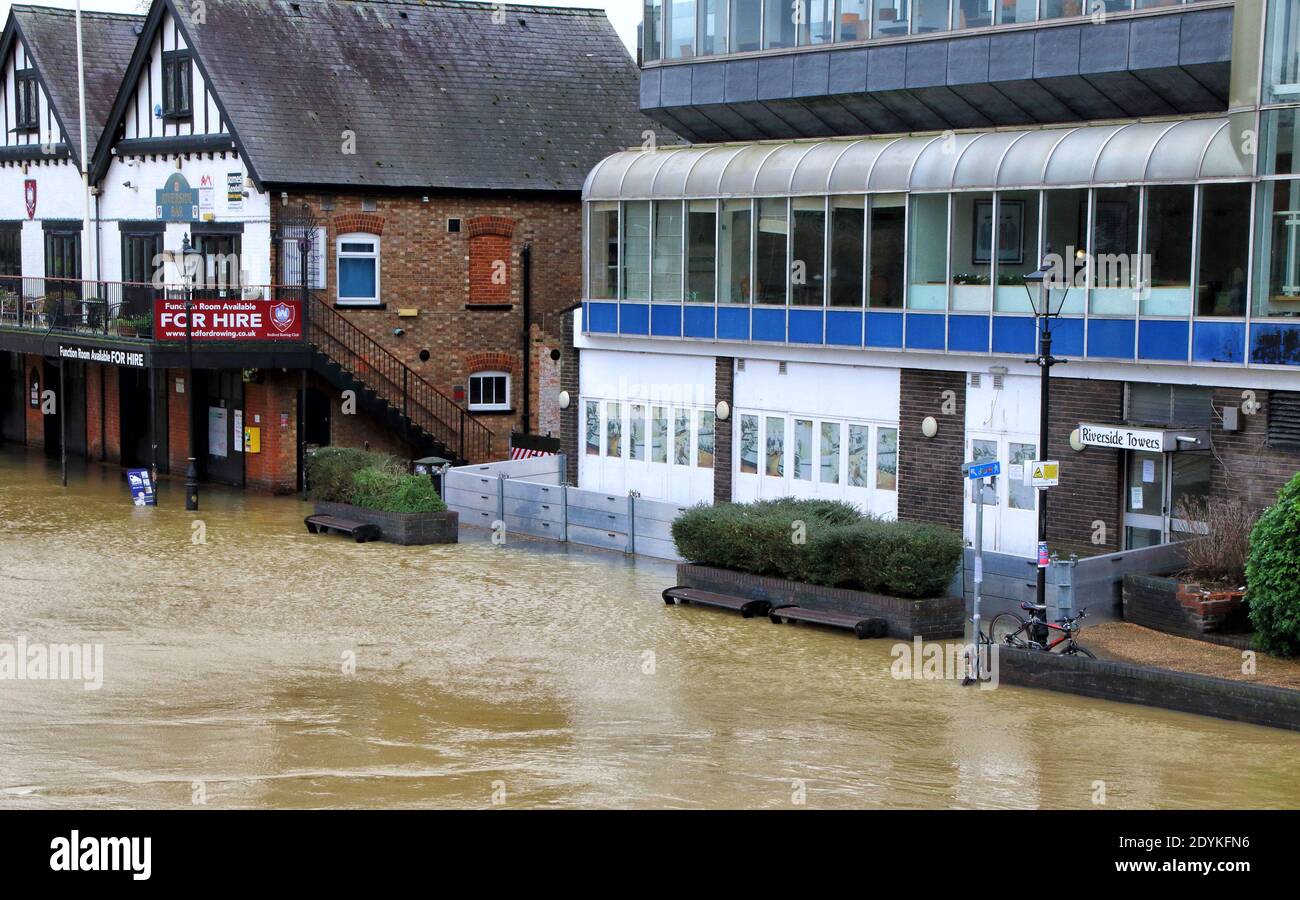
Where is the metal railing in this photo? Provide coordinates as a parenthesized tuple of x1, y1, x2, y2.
(308, 297, 494, 462)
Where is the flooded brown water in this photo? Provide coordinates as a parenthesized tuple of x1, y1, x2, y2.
(1, 446, 1298, 809)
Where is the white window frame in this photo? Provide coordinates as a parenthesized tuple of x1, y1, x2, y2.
(468, 371, 510, 412)
(336, 232, 381, 306)
(282, 226, 326, 289)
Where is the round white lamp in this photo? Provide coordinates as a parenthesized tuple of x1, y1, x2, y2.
(1069, 428, 1084, 452)
(921, 415, 938, 439)
(715, 400, 730, 421)
(557, 390, 570, 410)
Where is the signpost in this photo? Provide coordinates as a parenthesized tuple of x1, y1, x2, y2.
(963, 459, 1000, 684)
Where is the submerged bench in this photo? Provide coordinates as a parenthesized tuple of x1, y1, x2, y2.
(305, 514, 383, 543)
(662, 586, 773, 619)
(768, 605, 888, 639)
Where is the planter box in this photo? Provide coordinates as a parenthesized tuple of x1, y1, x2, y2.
(314, 501, 458, 546)
(1123, 574, 1248, 637)
(676, 564, 964, 640)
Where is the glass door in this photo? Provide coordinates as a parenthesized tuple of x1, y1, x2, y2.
(1123, 450, 1211, 548)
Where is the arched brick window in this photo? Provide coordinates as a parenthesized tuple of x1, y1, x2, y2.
(466, 216, 516, 305)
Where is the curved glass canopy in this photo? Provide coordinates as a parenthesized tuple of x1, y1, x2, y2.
(583, 117, 1250, 201)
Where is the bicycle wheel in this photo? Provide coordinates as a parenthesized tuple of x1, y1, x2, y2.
(1062, 644, 1096, 659)
(988, 612, 1028, 648)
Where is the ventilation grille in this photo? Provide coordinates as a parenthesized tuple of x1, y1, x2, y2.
(1268, 393, 1300, 452)
(736, 359, 745, 371)
(778, 361, 787, 375)
(447, 218, 462, 234)
(1126, 383, 1213, 427)
(969, 373, 981, 388)
(992, 373, 1005, 390)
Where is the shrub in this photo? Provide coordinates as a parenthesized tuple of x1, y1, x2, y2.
(305, 447, 402, 503)
(1246, 472, 1300, 657)
(1174, 495, 1254, 588)
(671, 498, 962, 599)
(350, 466, 447, 513)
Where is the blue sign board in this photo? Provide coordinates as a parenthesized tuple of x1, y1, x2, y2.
(965, 460, 1001, 480)
(126, 468, 156, 506)
(156, 173, 199, 222)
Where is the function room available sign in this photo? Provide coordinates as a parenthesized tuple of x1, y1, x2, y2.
(1077, 423, 1167, 452)
(154, 298, 301, 340)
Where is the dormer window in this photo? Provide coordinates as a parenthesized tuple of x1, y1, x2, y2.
(161, 50, 192, 119)
(14, 69, 38, 131)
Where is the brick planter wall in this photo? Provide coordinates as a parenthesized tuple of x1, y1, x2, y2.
(676, 564, 964, 639)
(315, 500, 458, 545)
(1123, 574, 1249, 636)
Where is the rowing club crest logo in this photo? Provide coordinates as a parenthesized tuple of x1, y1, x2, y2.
(24, 179, 36, 219)
(270, 301, 296, 334)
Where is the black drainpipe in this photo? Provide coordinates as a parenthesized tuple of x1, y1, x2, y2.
(521, 243, 532, 434)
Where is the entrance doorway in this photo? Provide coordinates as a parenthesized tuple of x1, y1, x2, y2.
(297, 385, 331, 491)
(965, 432, 1039, 556)
(1123, 450, 1211, 548)
(42, 360, 60, 458)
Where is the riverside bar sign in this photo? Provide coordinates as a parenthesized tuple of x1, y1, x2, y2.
(153, 298, 301, 341)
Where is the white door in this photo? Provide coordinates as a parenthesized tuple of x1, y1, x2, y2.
(966, 433, 1039, 556)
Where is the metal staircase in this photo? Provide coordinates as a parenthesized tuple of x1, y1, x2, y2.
(307, 297, 493, 465)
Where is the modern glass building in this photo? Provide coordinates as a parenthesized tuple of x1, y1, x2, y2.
(574, 0, 1300, 558)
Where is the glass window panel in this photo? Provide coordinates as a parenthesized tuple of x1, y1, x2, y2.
(1262, 108, 1300, 177)
(1125, 450, 1163, 515)
(819, 421, 840, 484)
(622, 201, 650, 301)
(954, 0, 994, 29)
(765, 416, 785, 476)
(630, 404, 647, 461)
(606, 402, 621, 457)
(908, 193, 948, 309)
(699, 0, 728, 55)
(791, 197, 826, 306)
(764, 0, 797, 48)
(1044, 0, 1127, 17)
(667, 0, 696, 58)
(1090, 187, 1141, 315)
(732, 0, 762, 51)
(830, 196, 865, 307)
(996, 0, 1036, 23)
(674, 410, 691, 464)
(1170, 451, 1212, 524)
(847, 424, 870, 487)
(697, 412, 715, 468)
(1264, 0, 1300, 104)
(794, 419, 813, 480)
(739, 414, 759, 473)
(1254, 178, 1300, 317)
(838, 0, 869, 40)
(993, 191, 1042, 312)
(971, 439, 998, 505)
(800, 0, 835, 44)
(653, 200, 684, 301)
(911, 0, 949, 32)
(1008, 442, 1037, 510)
(1196, 183, 1250, 317)
(876, 427, 898, 490)
(588, 202, 618, 299)
(755, 198, 789, 305)
(1141, 185, 1193, 317)
(1042, 189, 1087, 315)
(687, 200, 717, 302)
(651, 406, 668, 462)
(585, 401, 600, 455)
(873, 0, 909, 36)
(951, 192, 993, 311)
(644, 0, 663, 61)
(338, 257, 376, 299)
(720, 200, 752, 303)
(869, 194, 906, 308)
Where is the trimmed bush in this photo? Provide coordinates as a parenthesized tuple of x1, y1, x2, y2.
(1246, 472, 1300, 657)
(350, 466, 447, 513)
(671, 498, 962, 599)
(305, 447, 402, 504)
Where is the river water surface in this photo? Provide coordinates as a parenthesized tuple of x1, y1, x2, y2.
(1, 447, 1298, 809)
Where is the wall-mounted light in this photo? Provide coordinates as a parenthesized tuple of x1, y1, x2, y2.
(392, 327, 405, 337)
(715, 400, 730, 421)
(280, 191, 288, 206)
(1069, 428, 1085, 452)
(558, 390, 570, 410)
(921, 416, 938, 439)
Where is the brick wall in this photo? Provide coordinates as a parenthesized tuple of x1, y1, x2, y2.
(279, 190, 581, 458)
(1047, 377, 1124, 557)
(713, 357, 734, 504)
(85, 364, 103, 461)
(244, 372, 298, 494)
(167, 369, 190, 476)
(1210, 388, 1300, 515)
(23, 354, 43, 449)
(897, 368, 965, 533)
(103, 365, 121, 464)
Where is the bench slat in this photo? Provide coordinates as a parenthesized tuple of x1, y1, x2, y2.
(768, 605, 887, 639)
(661, 586, 772, 618)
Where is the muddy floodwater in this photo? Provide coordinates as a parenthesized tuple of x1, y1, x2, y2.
(1, 447, 1298, 809)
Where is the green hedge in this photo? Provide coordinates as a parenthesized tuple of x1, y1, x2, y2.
(671, 498, 962, 599)
(304, 447, 444, 513)
(1246, 471, 1300, 657)
(351, 466, 447, 513)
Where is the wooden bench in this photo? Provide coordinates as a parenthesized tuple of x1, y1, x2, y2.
(661, 586, 772, 619)
(768, 605, 888, 639)
(305, 514, 383, 543)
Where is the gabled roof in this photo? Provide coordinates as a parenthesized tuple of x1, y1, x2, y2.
(2, 5, 142, 166)
(97, 0, 673, 192)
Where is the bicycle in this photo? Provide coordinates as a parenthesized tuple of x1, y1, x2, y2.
(986, 602, 1095, 658)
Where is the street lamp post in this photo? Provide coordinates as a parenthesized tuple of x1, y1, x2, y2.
(182, 234, 199, 511)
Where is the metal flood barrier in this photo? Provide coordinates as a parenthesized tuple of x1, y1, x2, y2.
(443, 455, 687, 561)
